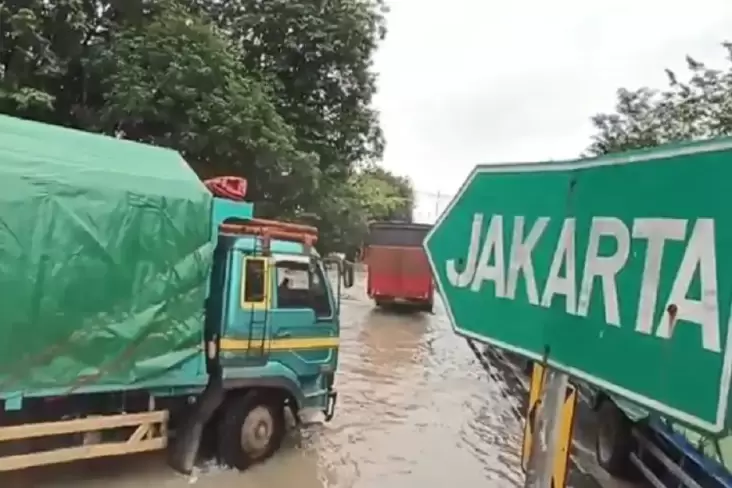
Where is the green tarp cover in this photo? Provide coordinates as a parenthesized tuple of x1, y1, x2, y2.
(0, 115, 213, 396)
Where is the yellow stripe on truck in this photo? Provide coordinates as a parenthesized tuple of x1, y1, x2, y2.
(219, 337, 339, 352)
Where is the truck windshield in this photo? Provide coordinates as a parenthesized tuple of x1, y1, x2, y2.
(310, 263, 332, 319)
(275, 261, 310, 309)
(274, 260, 332, 319)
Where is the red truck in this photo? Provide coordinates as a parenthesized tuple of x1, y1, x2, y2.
(363, 221, 434, 312)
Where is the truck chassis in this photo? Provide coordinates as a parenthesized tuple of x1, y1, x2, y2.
(0, 408, 167, 472)
(0, 383, 301, 474)
(593, 394, 732, 488)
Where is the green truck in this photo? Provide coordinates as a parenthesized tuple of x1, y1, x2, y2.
(0, 115, 352, 473)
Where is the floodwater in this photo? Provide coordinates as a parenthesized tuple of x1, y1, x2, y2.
(3, 275, 620, 488)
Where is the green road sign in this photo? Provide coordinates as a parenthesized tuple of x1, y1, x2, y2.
(424, 138, 732, 433)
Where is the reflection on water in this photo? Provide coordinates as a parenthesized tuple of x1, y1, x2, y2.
(2, 277, 526, 488)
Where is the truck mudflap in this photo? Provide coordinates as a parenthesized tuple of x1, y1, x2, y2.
(324, 390, 338, 422)
(168, 376, 225, 475)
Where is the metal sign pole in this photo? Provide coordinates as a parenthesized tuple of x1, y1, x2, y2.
(524, 367, 569, 488)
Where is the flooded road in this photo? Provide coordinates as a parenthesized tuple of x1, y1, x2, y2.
(3, 276, 626, 488)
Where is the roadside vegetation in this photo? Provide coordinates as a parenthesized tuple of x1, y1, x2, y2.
(0, 0, 413, 254)
(588, 43, 732, 155)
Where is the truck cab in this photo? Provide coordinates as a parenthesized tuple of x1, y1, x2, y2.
(172, 197, 350, 471)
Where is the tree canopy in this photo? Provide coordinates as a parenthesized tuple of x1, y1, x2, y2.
(0, 0, 412, 254)
(587, 43, 732, 156)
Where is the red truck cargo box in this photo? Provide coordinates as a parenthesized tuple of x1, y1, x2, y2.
(364, 222, 433, 311)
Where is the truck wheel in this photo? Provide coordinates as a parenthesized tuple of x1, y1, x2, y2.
(217, 392, 285, 470)
(595, 398, 634, 477)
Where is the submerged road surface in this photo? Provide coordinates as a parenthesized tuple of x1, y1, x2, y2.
(3, 276, 637, 488)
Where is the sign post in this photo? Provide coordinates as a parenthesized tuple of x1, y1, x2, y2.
(424, 139, 732, 433)
(522, 364, 577, 488)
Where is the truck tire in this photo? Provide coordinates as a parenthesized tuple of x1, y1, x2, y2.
(595, 398, 634, 478)
(169, 375, 225, 474)
(217, 391, 285, 470)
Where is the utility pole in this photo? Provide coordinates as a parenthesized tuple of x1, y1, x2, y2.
(434, 190, 441, 221)
(524, 367, 569, 488)
(412, 189, 453, 223)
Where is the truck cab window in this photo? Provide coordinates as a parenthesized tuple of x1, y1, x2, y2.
(275, 261, 311, 309)
(310, 263, 332, 319)
(275, 260, 332, 318)
(243, 258, 266, 303)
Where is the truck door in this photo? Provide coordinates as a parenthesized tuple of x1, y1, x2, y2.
(401, 247, 432, 301)
(269, 256, 338, 380)
(220, 253, 273, 365)
(366, 246, 402, 298)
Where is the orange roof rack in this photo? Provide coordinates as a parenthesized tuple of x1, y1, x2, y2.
(220, 218, 318, 254)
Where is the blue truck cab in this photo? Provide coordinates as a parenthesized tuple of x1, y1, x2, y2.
(169, 197, 353, 472)
(0, 197, 354, 475)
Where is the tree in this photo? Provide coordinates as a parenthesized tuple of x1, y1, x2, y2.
(194, 0, 397, 249)
(193, 0, 388, 218)
(89, 1, 319, 211)
(352, 166, 414, 222)
(198, 0, 386, 167)
(0, 0, 391, 249)
(299, 166, 414, 256)
(0, 0, 92, 125)
(587, 43, 732, 156)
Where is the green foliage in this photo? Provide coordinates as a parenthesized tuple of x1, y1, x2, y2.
(196, 0, 388, 171)
(587, 43, 732, 156)
(0, 0, 89, 121)
(302, 168, 415, 257)
(89, 1, 318, 209)
(0, 0, 411, 251)
(352, 165, 414, 222)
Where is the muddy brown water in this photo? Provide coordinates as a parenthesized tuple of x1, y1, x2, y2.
(2, 277, 615, 488)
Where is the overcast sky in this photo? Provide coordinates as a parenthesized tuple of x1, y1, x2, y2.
(372, 0, 732, 223)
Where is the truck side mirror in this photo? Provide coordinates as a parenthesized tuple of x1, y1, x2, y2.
(342, 262, 354, 288)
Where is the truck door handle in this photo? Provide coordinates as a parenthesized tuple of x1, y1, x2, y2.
(274, 331, 291, 338)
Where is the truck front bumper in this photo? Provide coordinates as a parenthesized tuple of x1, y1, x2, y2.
(323, 389, 338, 422)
